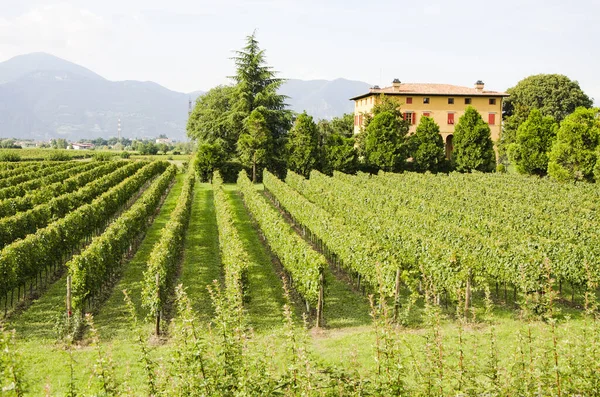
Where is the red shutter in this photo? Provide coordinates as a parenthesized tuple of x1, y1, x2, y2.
(354, 115, 358, 126)
(403, 112, 408, 122)
(412, 113, 416, 125)
(406, 97, 413, 104)
(359, 114, 363, 125)
(448, 113, 454, 124)
(488, 113, 496, 125)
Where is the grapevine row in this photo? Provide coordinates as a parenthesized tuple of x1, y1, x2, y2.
(0, 161, 79, 189)
(337, 171, 599, 290)
(0, 160, 130, 219)
(0, 161, 144, 249)
(69, 164, 177, 313)
(286, 171, 469, 301)
(212, 171, 249, 297)
(141, 163, 195, 334)
(0, 161, 102, 200)
(263, 170, 396, 295)
(0, 162, 46, 180)
(238, 170, 325, 317)
(0, 161, 169, 307)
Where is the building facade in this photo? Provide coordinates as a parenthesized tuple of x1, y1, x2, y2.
(350, 79, 509, 157)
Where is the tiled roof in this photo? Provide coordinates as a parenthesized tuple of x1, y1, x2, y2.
(350, 83, 509, 100)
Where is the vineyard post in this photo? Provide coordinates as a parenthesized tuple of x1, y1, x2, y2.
(465, 269, 471, 315)
(66, 275, 72, 319)
(155, 272, 161, 336)
(393, 268, 401, 321)
(316, 268, 324, 328)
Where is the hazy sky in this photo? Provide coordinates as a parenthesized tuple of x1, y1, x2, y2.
(0, 0, 598, 103)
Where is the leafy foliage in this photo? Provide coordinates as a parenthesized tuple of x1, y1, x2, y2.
(322, 133, 358, 175)
(186, 85, 238, 151)
(364, 111, 409, 172)
(195, 142, 225, 182)
(547, 107, 600, 182)
(500, 74, 593, 159)
(409, 116, 446, 172)
(452, 106, 496, 172)
(237, 108, 272, 182)
(508, 109, 558, 175)
(286, 112, 320, 178)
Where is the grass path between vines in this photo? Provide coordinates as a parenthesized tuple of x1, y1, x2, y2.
(94, 173, 185, 339)
(224, 185, 287, 332)
(178, 182, 222, 321)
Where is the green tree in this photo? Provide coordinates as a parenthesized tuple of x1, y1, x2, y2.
(547, 107, 600, 182)
(231, 32, 292, 175)
(286, 112, 320, 177)
(330, 113, 355, 137)
(453, 106, 496, 172)
(323, 133, 358, 175)
(238, 108, 272, 182)
(500, 74, 593, 159)
(507, 109, 558, 176)
(187, 85, 238, 152)
(158, 143, 169, 154)
(409, 116, 445, 172)
(364, 111, 409, 172)
(195, 142, 225, 182)
(357, 94, 407, 161)
(51, 138, 68, 149)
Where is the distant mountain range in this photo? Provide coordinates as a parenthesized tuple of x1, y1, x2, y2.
(0, 53, 370, 141)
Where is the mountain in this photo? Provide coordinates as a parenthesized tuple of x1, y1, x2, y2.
(0, 53, 370, 140)
(0, 52, 104, 84)
(280, 78, 371, 120)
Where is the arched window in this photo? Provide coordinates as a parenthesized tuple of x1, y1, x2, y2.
(445, 135, 454, 160)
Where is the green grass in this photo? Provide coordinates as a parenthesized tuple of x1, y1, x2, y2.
(224, 185, 287, 332)
(94, 173, 185, 340)
(178, 182, 222, 321)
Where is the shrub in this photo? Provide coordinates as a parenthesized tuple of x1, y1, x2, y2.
(0, 152, 21, 162)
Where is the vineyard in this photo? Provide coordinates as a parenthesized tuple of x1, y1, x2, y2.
(1, 158, 600, 396)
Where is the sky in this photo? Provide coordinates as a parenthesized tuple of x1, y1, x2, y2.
(0, 0, 598, 103)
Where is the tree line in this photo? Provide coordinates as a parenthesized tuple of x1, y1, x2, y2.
(188, 32, 599, 182)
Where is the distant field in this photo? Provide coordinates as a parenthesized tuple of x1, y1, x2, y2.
(0, 148, 113, 161)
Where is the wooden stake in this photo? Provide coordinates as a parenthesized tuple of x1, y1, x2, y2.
(393, 268, 401, 322)
(155, 272, 161, 336)
(66, 275, 72, 319)
(316, 269, 324, 328)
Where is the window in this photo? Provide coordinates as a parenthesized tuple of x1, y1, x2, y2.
(488, 113, 496, 125)
(448, 98, 454, 104)
(465, 98, 472, 105)
(403, 112, 415, 125)
(447, 113, 455, 125)
(354, 115, 359, 126)
(423, 97, 430, 104)
(359, 114, 363, 125)
(489, 98, 496, 105)
(406, 97, 413, 104)
(423, 112, 431, 117)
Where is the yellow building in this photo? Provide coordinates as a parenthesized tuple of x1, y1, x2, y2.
(350, 79, 509, 157)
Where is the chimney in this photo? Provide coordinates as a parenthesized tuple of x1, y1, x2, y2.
(392, 78, 401, 92)
(475, 80, 485, 92)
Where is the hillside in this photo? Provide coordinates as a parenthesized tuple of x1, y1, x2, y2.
(0, 53, 370, 141)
